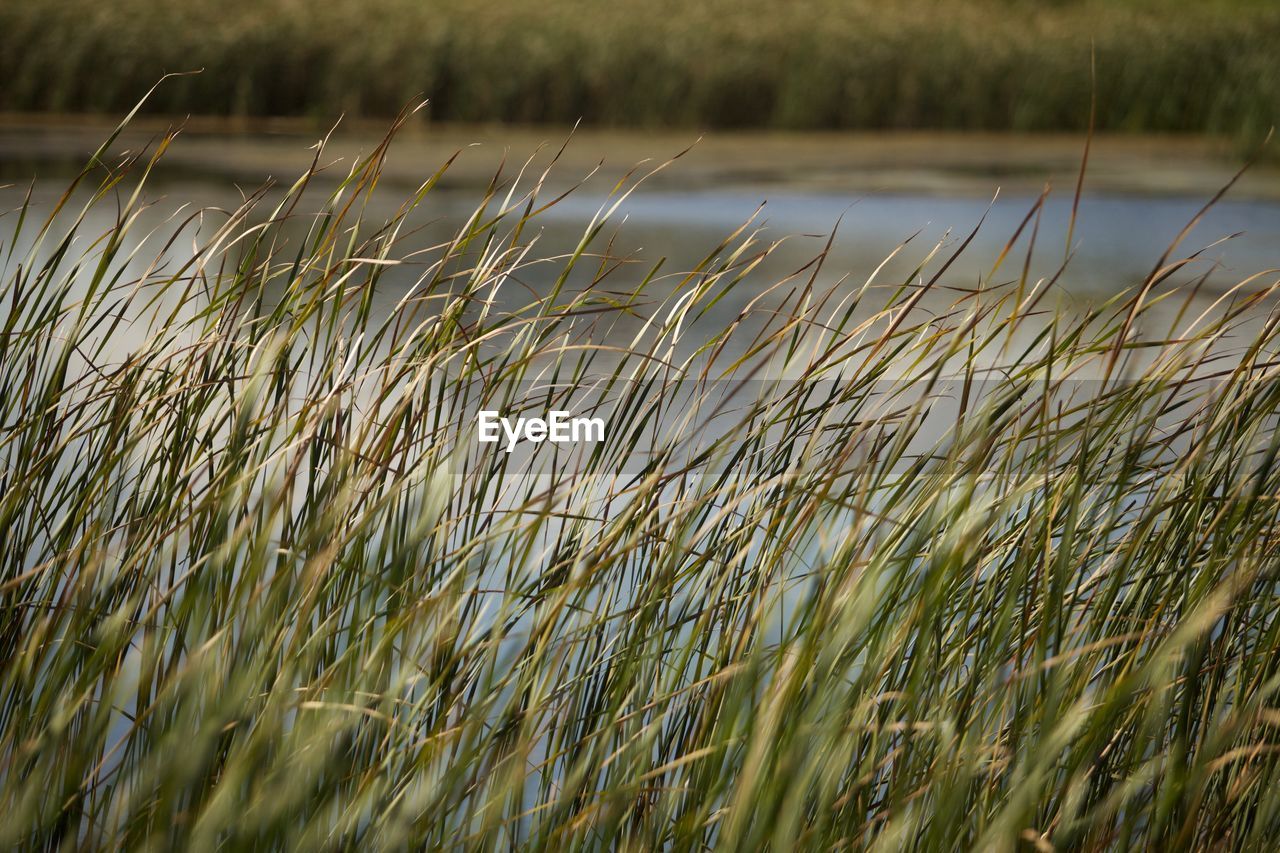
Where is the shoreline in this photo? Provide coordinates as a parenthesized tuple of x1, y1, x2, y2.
(3, 117, 1279, 202)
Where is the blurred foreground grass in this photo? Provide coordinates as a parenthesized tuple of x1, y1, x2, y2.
(4, 110, 1280, 849)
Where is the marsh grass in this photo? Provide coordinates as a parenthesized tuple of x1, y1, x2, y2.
(2, 0, 1279, 139)
(4, 106, 1280, 850)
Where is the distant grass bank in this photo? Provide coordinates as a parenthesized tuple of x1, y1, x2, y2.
(2, 0, 1278, 137)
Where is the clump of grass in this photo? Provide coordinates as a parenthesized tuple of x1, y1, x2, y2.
(1, 0, 1278, 139)
(3, 110, 1280, 850)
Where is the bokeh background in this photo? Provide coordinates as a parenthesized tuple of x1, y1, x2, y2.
(2, 0, 1277, 138)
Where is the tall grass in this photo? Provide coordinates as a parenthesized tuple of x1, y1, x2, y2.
(4, 109, 1280, 849)
(2, 0, 1279, 138)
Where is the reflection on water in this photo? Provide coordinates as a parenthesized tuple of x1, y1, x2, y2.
(4, 128, 1280, 367)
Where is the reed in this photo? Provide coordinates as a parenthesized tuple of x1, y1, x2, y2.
(3, 109, 1280, 849)
(1, 0, 1278, 138)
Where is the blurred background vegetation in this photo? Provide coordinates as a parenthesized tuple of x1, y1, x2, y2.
(1, 0, 1277, 138)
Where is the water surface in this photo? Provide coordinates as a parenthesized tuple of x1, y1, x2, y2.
(4, 124, 1280, 357)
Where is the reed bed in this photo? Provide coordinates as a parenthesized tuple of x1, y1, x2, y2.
(4, 109, 1280, 850)
(2, 0, 1278, 138)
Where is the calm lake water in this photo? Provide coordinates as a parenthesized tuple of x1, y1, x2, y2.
(4, 124, 1280, 356)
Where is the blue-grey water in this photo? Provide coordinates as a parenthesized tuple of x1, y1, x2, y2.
(5, 127, 1280, 365)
